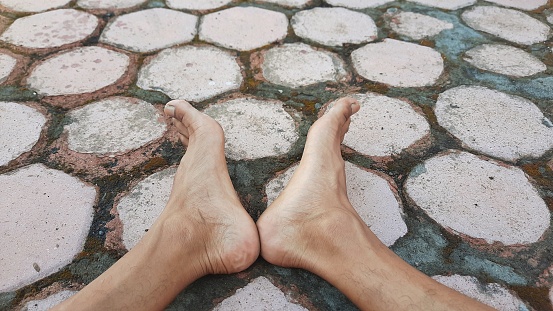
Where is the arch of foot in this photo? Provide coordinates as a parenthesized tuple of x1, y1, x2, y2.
(266, 162, 408, 246)
(386, 11, 454, 40)
(323, 0, 392, 9)
(77, 0, 148, 10)
(406, 0, 476, 10)
(0, 164, 96, 293)
(0, 0, 70, 12)
(405, 151, 550, 245)
(166, 0, 232, 10)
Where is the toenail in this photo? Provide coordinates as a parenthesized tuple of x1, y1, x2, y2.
(164, 104, 176, 117)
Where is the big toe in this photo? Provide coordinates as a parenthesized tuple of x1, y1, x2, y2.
(326, 97, 360, 126)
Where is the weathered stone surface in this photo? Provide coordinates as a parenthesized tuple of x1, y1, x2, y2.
(0, 164, 96, 292)
(0, 9, 98, 50)
(204, 98, 299, 160)
(484, 0, 547, 11)
(0, 53, 16, 84)
(0, 0, 70, 12)
(24, 290, 77, 311)
(406, 0, 476, 10)
(27, 46, 129, 96)
(137, 45, 242, 102)
(291, 7, 377, 46)
(65, 97, 166, 154)
(257, 0, 311, 8)
(166, 0, 232, 10)
(0, 102, 46, 166)
(77, 0, 147, 9)
(261, 43, 347, 88)
(351, 39, 443, 87)
(435, 86, 553, 161)
(199, 7, 288, 51)
(324, 0, 392, 9)
(388, 11, 453, 40)
(405, 151, 550, 245)
(464, 44, 546, 77)
(100, 8, 197, 53)
(462, 6, 551, 45)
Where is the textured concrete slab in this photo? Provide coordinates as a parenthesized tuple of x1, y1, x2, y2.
(24, 290, 77, 311)
(406, 0, 476, 10)
(0, 164, 96, 292)
(0, 53, 16, 84)
(387, 11, 453, 40)
(137, 45, 242, 102)
(166, 0, 232, 10)
(291, 7, 377, 46)
(199, 7, 288, 51)
(324, 0, 392, 9)
(484, 0, 548, 11)
(0, 102, 46, 166)
(464, 44, 546, 77)
(351, 39, 443, 87)
(435, 86, 553, 161)
(257, 0, 311, 8)
(0, 0, 70, 12)
(462, 6, 551, 45)
(405, 151, 550, 245)
(77, 0, 147, 9)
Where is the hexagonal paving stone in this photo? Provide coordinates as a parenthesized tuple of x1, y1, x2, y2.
(351, 39, 443, 87)
(291, 7, 377, 47)
(464, 44, 546, 78)
(166, 0, 232, 10)
(435, 86, 553, 161)
(0, 9, 98, 50)
(406, 0, 476, 10)
(405, 151, 550, 245)
(65, 97, 166, 154)
(24, 290, 77, 311)
(137, 45, 242, 102)
(257, 0, 311, 8)
(261, 43, 347, 88)
(0, 53, 16, 84)
(433, 275, 530, 310)
(0, 0, 70, 12)
(462, 6, 551, 45)
(324, 0, 392, 9)
(27, 46, 129, 96)
(266, 162, 407, 246)
(204, 98, 299, 160)
(387, 11, 454, 40)
(117, 167, 176, 250)
(0, 102, 46, 166)
(199, 7, 288, 51)
(77, 0, 147, 9)
(484, 0, 547, 11)
(100, 8, 197, 53)
(214, 277, 307, 310)
(0, 164, 96, 292)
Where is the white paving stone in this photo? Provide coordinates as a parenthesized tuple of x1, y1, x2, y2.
(166, 0, 232, 10)
(137, 45, 242, 102)
(484, 0, 547, 11)
(117, 168, 176, 250)
(433, 275, 530, 311)
(0, 0, 70, 12)
(27, 46, 129, 96)
(24, 290, 77, 311)
(214, 277, 307, 310)
(462, 6, 551, 45)
(100, 9, 197, 53)
(199, 7, 288, 51)
(0, 53, 16, 84)
(266, 162, 407, 246)
(291, 7, 377, 47)
(203, 98, 299, 160)
(548, 13, 553, 25)
(65, 97, 166, 154)
(406, 0, 476, 10)
(256, 0, 311, 8)
(0, 9, 98, 50)
(405, 151, 550, 245)
(464, 44, 546, 77)
(324, 0, 392, 9)
(435, 86, 553, 161)
(351, 39, 443, 87)
(0, 164, 96, 292)
(388, 11, 454, 40)
(261, 43, 347, 88)
(0, 102, 46, 166)
(77, 0, 147, 9)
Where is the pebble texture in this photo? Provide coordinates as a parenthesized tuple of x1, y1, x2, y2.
(406, 0, 476, 10)
(0, 164, 96, 292)
(0, 0, 70, 12)
(257, 0, 311, 8)
(137, 45, 242, 102)
(435, 86, 553, 161)
(0, 53, 16, 84)
(100, 8, 197, 53)
(484, 0, 548, 11)
(324, 0, 392, 9)
(166, 0, 232, 10)
(405, 151, 550, 245)
(388, 11, 454, 40)
(464, 44, 546, 77)
(77, 0, 147, 9)
(24, 290, 77, 311)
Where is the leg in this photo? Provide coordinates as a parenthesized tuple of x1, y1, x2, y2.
(55, 100, 259, 311)
(257, 98, 493, 311)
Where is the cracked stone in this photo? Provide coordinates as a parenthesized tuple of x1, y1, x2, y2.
(166, 0, 232, 10)
(0, 0, 70, 12)
(406, 0, 476, 10)
(24, 290, 77, 311)
(0, 53, 16, 84)
(387, 11, 454, 40)
(464, 44, 546, 77)
(324, 0, 392, 9)
(257, 0, 311, 8)
(77, 0, 147, 9)
(484, 0, 548, 11)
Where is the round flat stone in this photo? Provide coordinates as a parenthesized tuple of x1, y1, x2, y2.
(462, 6, 551, 45)
(24, 290, 77, 311)
(100, 8, 197, 53)
(406, 0, 476, 10)
(256, 0, 311, 8)
(137, 45, 242, 102)
(261, 43, 347, 88)
(203, 98, 299, 160)
(117, 167, 176, 250)
(77, 0, 147, 9)
(351, 39, 443, 87)
(464, 44, 546, 77)
(199, 7, 288, 51)
(405, 151, 550, 245)
(0, 102, 46, 166)
(0, 53, 16, 84)
(65, 97, 166, 154)
(166, 0, 232, 10)
(27, 46, 129, 96)
(484, 0, 547, 11)
(324, 0, 392, 9)
(0, 0, 70, 12)
(388, 11, 454, 40)
(435, 86, 553, 161)
(0, 9, 98, 50)
(0, 164, 96, 292)
(292, 8, 377, 47)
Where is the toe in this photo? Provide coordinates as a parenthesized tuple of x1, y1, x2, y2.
(328, 97, 359, 125)
(165, 100, 206, 129)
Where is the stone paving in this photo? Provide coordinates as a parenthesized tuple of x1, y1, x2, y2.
(0, 0, 552, 310)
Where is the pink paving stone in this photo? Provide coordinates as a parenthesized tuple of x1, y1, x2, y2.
(26, 46, 129, 96)
(199, 7, 288, 51)
(256, 0, 311, 8)
(0, 164, 96, 293)
(0, 0, 70, 12)
(0, 102, 46, 166)
(166, 0, 232, 10)
(0, 52, 16, 84)
(324, 0, 392, 9)
(100, 8, 197, 53)
(24, 290, 77, 311)
(77, 0, 147, 9)
(484, 0, 548, 11)
(406, 0, 476, 10)
(0, 9, 98, 50)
